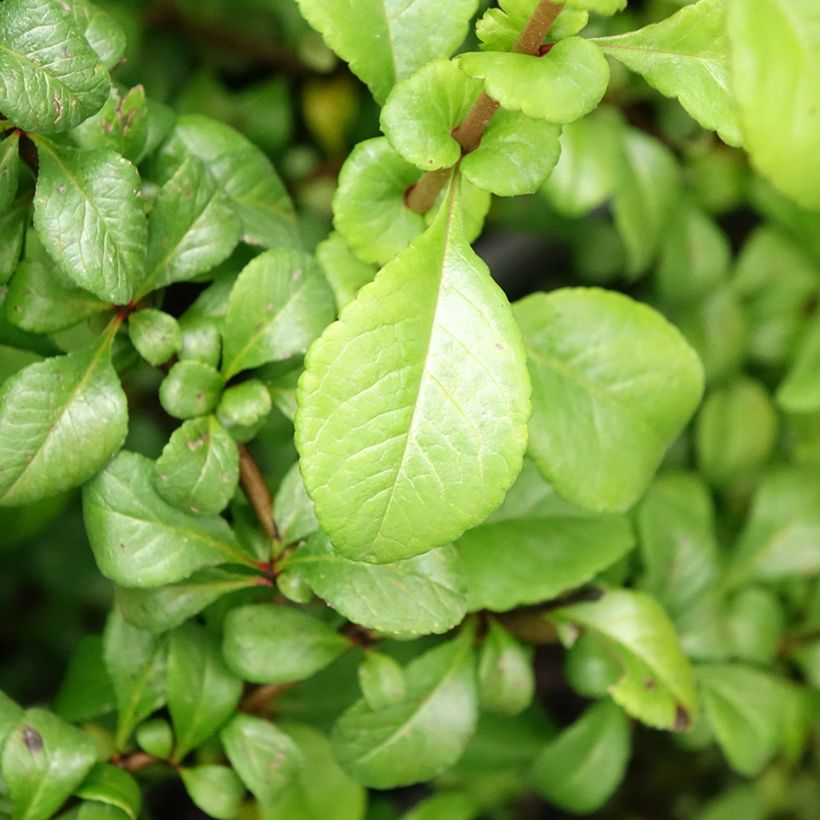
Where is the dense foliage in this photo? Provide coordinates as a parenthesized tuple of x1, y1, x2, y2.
(1, 0, 820, 817)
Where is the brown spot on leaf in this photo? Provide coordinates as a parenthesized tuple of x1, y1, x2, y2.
(22, 726, 43, 754)
(672, 706, 691, 732)
(643, 678, 657, 691)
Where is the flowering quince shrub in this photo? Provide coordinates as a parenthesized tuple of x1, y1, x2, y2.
(1, 0, 820, 817)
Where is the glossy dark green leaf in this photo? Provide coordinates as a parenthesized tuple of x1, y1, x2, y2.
(167, 623, 243, 760)
(477, 620, 534, 716)
(223, 605, 351, 684)
(180, 766, 245, 820)
(0, 335, 127, 506)
(332, 629, 477, 788)
(0, 0, 109, 133)
(83, 451, 252, 588)
(53, 636, 116, 723)
(75, 764, 140, 820)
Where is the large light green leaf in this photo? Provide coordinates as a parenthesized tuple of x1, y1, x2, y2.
(297, 181, 530, 563)
(331, 629, 477, 788)
(284, 532, 467, 636)
(596, 0, 741, 146)
(83, 451, 254, 588)
(515, 288, 703, 512)
(0, 333, 127, 506)
(296, 0, 479, 104)
(1, 708, 97, 820)
(33, 138, 146, 304)
(459, 38, 610, 124)
(0, 0, 109, 133)
(529, 700, 630, 814)
(456, 460, 634, 611)
(222, 249, 335, 379)
(728, 0, 820, 209)
(550, 589, 698, 730)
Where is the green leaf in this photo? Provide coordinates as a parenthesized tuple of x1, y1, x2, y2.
(167, 623, 243, 760)
(564, 633, 622, 698)
(259, 724, 366, 820)
(115, 568, 257, 632)
(778, 316, 820, 413)
(5, 258, 108, 334)
(331, 629, 478, 788)
(697, 664, 783, 776)
(158, 361, 223, 420)
(180, 766, 245, 820)
(83, 450, 252, 588)
(128, 309, 180, 367)
(274, 463, 319, 545)
(401, 792, 478, 820)
(515, 288, 704, 512)
(0, 131, 20, 211)
(154, 416, 239, 516)
(729, 468, 820, 585)
(529, 700, 630, 814)
(216, 380, 272, 442)
(695, 378, 778, 487)
(157, 115, 299, 249)
(458, 38, 610, 123)
(63, 0, 126, 70)
(178, 315, 222, 369)
(0, 198, 27, 285)
(220, 714, 303, 806)
(71, 85, 148, 162)
(380, 60, 482, 172)
(1, 708, 97, 820)
(358, 652, 406, 711)
(222, 249, 335, 380)
(0, 334, 127, 506)
(477, 620, 534, 716)
(297, 180, 530, 563)
(223, 605, 351, 684)
(0, 690, 22, 746)
(567, 0, 625, 13)
(140, 156, 240, 296)
(727, 587, 784, 666)
(134, 719, 173, 759)
(316, 233, 376, 311)
(53, 636, 116, 723)
(296, 0, 479, 104)
(727, 0, 820, 209)
(550, 589, 698, 730)
(103, 609, 167, 749)
(75, 764, 140, 820)
(456, 460, 634, 612)
(477, 0, 586, 52)
(0, 0, 109, 133)
(613, 129, 681, 276)
(33, 138, 146, 304)
(596, 0, 741, 146)
(284, 532, 467, 638)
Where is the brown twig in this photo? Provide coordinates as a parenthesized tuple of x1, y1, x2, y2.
(239, 682, 296, 716)
(112, 751, 160, 773)
(238, 444, 279, 541)
(404, 0, 564, 213)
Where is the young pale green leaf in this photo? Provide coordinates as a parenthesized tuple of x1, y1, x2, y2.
(178, 315, 222, 369)
(697, 664, 783, 776)
(728, 0, 820, 209)
(71, 86, 149, 162)
(564, 633, 622, 698)
(115, 568, 258, 632)
(550, 589, 698, 730)
(0, 335, 127, 507)
(477, 0, 587, 52)
(380, 60, 482, 172)
(180, 766, 245, 820)
(358, 652, 406, 711)
(274, 463, 319, 545)
(457, 460, 634, 612)
(596, 0, 741, 146)
(216, 380, 272, 442)
(0, 0, 109, 133)
(52, 636, 116, 723)
(316, 233, 376, 311)
(75, 764, 140, 820)
(222, 249, 335, 379)
(459, 38, 610, 124)
(297, 181, 530, 563)
(284, 533, 467, 637)
(461, 109, 561, 197)
(223, 605, 351, 684)
(332, 629, 478, 788)
(727, 587, 784, 666)
(154, 416, 239, 516)
(1, 708, 97, 820)
(778, 316, 820, 413)
(613, 128, 680, 276)
(296, 0, 479, 104)
(158, 361, 223, 420)
(103, 609, 167, 749)
(167, 622, 243, 760)
(696, 378, 778, 487)
(33, 139, 146, 304)
(0, 131, 20, 211)
(128, 309, 181, 367)
(515, 288, 703, 512)
(477, 620, 534, 716)
(83, 451, 252, 588)
(156, 115, 299, 249)
(260, 724, 366, 820)
(220, 714, 303, 806)
(140, 157, 240, 296)
(135, 719, 173, 759)
(567, 0, 625, 13)
(729, 468, 820, 585)
(529, 699, 630, 814)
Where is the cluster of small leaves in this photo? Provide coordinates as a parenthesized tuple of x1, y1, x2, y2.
(1, 0, 820, 818)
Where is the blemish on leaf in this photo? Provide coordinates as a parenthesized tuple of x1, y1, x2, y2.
(673, 706, 691, 732)
(22, 726, 43, 754)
